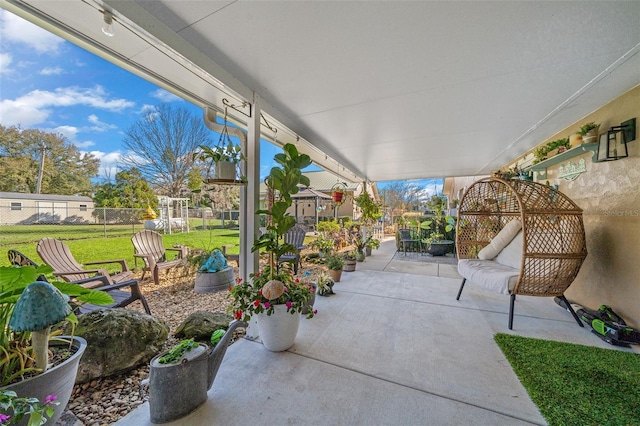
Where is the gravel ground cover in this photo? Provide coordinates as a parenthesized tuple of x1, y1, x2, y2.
(66, 255, 329, 425)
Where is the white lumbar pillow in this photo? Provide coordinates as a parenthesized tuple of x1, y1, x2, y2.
(478, 219, 522, 260)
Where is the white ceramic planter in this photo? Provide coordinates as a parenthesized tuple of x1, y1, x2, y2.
(3, 337, 87, 426)
(256, 305, 300, 352)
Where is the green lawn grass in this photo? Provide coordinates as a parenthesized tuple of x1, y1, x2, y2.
(495, 333, 640, 426)
(0, 224, 239, 270)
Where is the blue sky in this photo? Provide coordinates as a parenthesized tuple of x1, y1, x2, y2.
(0, 9, 442, 195)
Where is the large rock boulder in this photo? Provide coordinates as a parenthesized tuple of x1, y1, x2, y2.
(69, 309, 169, 384)
(174, 311, 232, 341)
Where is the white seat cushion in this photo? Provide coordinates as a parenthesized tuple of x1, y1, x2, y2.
(478, 219, 522, 260)
(458, 259, 519, 295)
(495, 231, 523, 270)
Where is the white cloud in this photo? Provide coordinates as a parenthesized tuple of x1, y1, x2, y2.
(74, 140, 96, 149)
(0, 53, 13, 73)
(0, 10, 65, 54)
(0, 85, 135, 127)
(87, 114, 117, 132)
(150, 89, 182, 102)
(51, 125, 79, 141)
(89, 150, 125, 180)
(40, 66, 65, 75)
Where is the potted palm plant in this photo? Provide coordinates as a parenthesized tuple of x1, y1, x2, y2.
(1, 264, 113, 425)
(228, 143, 315, 352)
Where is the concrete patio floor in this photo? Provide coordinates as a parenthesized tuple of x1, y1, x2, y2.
(117, 239, 633, 426)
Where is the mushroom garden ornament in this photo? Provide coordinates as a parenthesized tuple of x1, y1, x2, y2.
(9, 281, 72, 372)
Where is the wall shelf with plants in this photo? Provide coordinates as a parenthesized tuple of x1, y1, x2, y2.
(527, 142, 599, 178)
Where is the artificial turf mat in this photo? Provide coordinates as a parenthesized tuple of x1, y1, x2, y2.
(494, 334, 640, 426)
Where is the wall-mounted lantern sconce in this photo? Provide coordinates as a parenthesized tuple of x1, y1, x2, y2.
(597, 118, 635, 162)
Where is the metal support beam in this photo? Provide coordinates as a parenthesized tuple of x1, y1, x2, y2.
(240, 93, 261, 282)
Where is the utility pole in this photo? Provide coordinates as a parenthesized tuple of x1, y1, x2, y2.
(35, 141, 47, 194)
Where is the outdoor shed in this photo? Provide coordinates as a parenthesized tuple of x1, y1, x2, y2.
(0, 192, 95, 225)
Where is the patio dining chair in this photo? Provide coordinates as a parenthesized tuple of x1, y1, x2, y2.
(11, 248, 151, 315)
(131, 230, 188, 286)
(397, 229, 420, 255)
(278, 225, 307, 274)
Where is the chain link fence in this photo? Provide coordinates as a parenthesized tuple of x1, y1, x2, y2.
(0, 203, 240, 245)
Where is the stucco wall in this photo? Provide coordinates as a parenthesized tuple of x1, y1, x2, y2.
(537, 85, 639, 327)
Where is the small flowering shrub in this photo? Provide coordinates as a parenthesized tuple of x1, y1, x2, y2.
(0, 390, 58, 426)
(228, 264, 315, 321)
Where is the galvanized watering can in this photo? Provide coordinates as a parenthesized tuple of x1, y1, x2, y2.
(140, 320, 247, 423)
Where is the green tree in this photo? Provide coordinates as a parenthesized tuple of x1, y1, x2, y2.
(93, 168, 158, 208)
(121, 103, 213, 197)
(0, 125, 99, 195)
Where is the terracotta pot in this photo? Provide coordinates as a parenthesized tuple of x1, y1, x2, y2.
(328, 268, 343, 282)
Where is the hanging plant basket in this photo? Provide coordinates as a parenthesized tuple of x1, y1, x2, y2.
(331, 182, 347, 205)
(197, 106, 246, 186)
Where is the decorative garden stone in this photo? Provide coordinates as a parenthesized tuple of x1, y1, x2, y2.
(174, 311, 233, 340)
(69, 309, 169, 383)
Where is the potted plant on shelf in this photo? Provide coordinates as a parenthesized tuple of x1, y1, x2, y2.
(532, 137, 571, 164)
(325, 252, 344, 282)
(1, 264, 113, 425)
(579, 122, 600, 144)
(228, 143, 315, 352)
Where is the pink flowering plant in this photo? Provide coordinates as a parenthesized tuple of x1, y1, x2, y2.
(0, 390, 58, 426)
(228, 264, 315, 320)
(227, 143, 316, 321)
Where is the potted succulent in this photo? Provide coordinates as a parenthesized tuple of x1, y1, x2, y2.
(325, 252, 345, 282)
(228, 143, 315, 352)
(579, 122, 600, 144)
(1, 264, 113, 425)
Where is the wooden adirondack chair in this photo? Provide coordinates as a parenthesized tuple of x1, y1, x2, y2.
(131, 230, 188, 286)
(36, 238, 135, 285)
(15, 247, 151, 315)
(278, 224, 307, 274)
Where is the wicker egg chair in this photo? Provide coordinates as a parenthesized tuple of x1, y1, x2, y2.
(455, 177, 587, 329)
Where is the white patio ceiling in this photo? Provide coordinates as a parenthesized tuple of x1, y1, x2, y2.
(4, 0, 640, 182)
